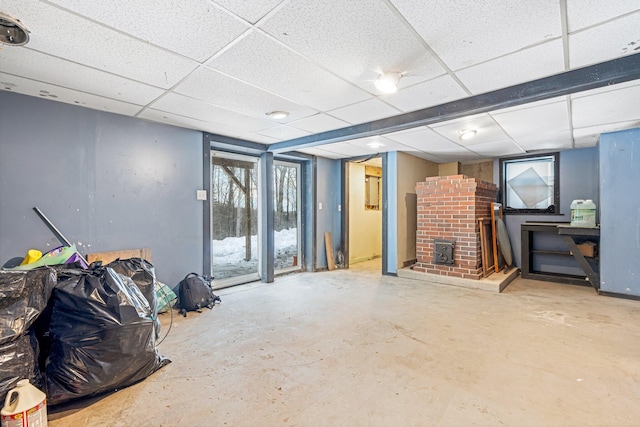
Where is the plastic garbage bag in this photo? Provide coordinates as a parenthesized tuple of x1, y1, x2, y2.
(44, 267, 170, 406)
(107, 258, 160, 336)
(0, 268, 56, 345)
(0, 331, 43, 405)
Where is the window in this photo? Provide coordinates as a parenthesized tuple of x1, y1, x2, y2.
(500, 153, 559, 214)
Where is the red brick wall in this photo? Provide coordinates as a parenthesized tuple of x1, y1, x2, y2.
(414, 175, 497, 280)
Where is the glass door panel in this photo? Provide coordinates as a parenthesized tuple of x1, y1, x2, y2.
(274, 161, 301, 272)
(211, 152, 259, 283)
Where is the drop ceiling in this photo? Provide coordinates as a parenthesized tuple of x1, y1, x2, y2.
(1, 0, 639, 162)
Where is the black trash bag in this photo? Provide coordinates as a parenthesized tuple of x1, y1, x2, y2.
(107, 258, 160, 337)
(45, 267, 170, 406)
(0, 330, 43, 404)
(0, 268, 56, 345)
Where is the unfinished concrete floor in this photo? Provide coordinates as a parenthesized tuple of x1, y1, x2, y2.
(49, 259, 640, 426)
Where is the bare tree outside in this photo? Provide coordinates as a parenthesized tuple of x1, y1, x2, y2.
(211, 158, 300, 280)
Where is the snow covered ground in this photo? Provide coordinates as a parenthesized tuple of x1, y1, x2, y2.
(212, 227, 298, 279)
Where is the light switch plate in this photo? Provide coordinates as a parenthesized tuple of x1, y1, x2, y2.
(196, 190, 207, 200)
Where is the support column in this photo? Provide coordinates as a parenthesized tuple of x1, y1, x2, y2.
(260, 152, 274, 283)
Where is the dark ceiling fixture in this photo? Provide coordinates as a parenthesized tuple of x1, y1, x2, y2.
(0, 12, 30, 46)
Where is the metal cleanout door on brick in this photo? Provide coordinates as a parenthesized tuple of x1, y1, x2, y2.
(210, 151, 260, 286)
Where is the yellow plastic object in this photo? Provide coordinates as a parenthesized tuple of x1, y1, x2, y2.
(19, 249, 43, 265)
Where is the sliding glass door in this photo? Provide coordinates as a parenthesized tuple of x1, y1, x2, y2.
(274, 161, 301, 273)
(210, 152, 260, 285)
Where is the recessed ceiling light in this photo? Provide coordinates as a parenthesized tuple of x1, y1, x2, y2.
(459, 129, 477, 140)
(0, 13, 30, 46)
(367, 141, 385, 149)
(266, 111, 289, 120)
(374, 72, 401, 94)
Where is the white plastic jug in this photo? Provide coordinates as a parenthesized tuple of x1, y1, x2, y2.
(1, 380, 47, 427)
(570, 199, 596, 227)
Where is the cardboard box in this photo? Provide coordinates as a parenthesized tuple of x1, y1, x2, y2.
(576, 242, 596, 257)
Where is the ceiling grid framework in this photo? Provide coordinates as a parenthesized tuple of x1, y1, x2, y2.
(0, 0, 639, 162)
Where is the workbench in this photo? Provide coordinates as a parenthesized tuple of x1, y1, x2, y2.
(521, 222, 600, 290)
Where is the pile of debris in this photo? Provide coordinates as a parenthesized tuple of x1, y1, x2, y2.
(0, 258, 171, 407)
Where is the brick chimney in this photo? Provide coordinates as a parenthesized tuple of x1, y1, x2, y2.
(414, 175, 497, 280)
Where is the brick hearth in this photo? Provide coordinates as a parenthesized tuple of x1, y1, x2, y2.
(414, 175, 497, 280)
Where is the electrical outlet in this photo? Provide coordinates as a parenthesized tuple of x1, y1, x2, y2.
(196, 190, 207, 200)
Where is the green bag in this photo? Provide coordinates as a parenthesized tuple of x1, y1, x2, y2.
(155, 280, 177, 313)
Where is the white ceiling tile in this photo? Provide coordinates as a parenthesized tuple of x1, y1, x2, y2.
(390, 0, 561, 70)
(0, 47, 164, 105)
(467, 140, 526, 157)
(344, 136, 408, 153)
(571, 79, 640, 99)
(430, 114, 512, 146)
(47, 0, 250, 62)
(573, 120, 640, 145)
(426, 147, 485, 162)
(241, 133, 280, 144)
(490, 95, 567, 114)
(456, 40, 565, 94)
(569, 12, 640, 68)
(175, 66, 317, 122)
(328, 98, 401, 124)
(138, 108, 212, 131)
(567, 1, 640, 32)
(3, 0, 198, 88)
(571, 83, 640, 128)
(517, 136, 574, 152)
(0, 73, 143, 115)
(255, 126, 311, 140)
(212, 0, 285, 24)
(288, 113, 350, 133)
(491, 100, 570, 143)
(385, 127, 462, 150)
(207, 30, 371, 111)
(150, 93, 274, 132)
(296, 147, 344, 159)
(139, 108, 273, 145)
(316, 142, 375, 157)
(512, 130, 573, 152)
(383, 74, 469, 112)
(260, 0, 445, 91)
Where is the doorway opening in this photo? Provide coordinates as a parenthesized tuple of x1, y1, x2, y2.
(346, 157, 383, 266)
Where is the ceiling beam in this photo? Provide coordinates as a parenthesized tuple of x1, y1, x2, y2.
(268, 52, 640, 153)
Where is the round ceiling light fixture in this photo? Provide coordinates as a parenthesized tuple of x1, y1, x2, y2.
(459, 129, 477, 140)
(374, 72, 401, 94)
(266, 111, 289, 120)
(0, 13, 30, 46)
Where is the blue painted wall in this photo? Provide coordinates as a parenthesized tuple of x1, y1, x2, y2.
(599, 128, 640, 295)
(503, 147, 599, 269)
(0, 91, 203, 287)
(315, 157, 342, 270)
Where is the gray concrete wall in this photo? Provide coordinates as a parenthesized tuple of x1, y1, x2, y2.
(315, 157, 342, 269)
(0, 91, 203, 287)
(599, 128, 640, 295)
